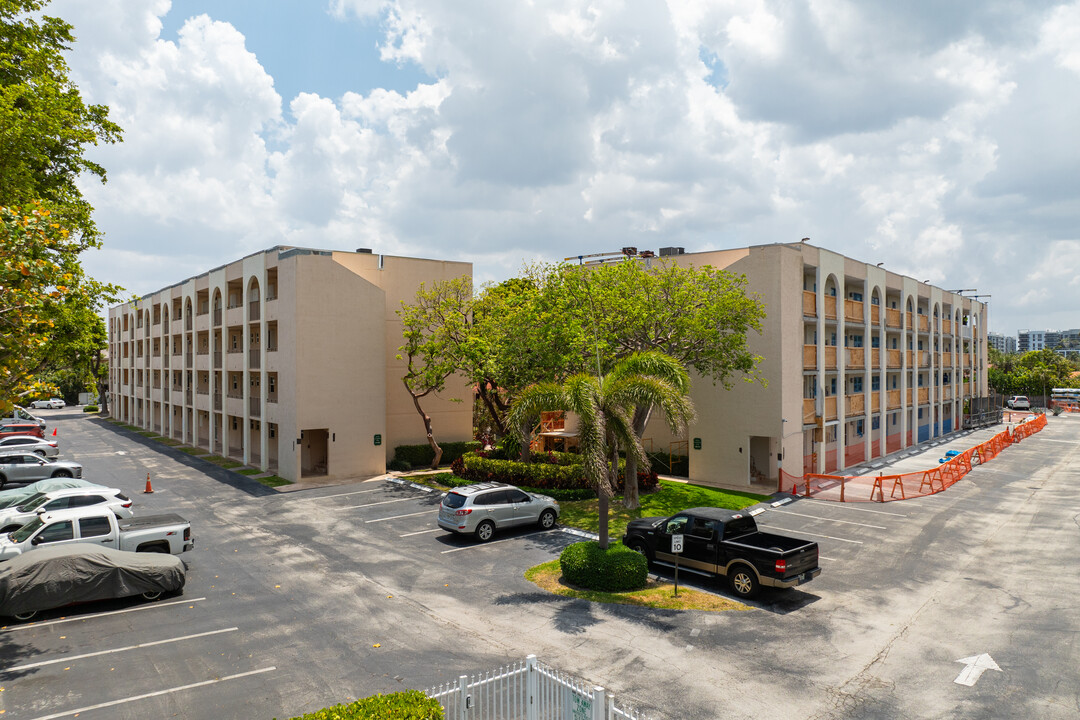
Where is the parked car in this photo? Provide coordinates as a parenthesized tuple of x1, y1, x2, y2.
(0, 479, 109, 510)
(622, 507, 821, 599)
(0, 543, 186, 621)
(1006, 396, 1031, 410)
(438, 482, 560, 542)
(0, 454, 83, 488)
(0, 508, 194, 561)
(30, 398, 65, 409)
(0, 422, 45, 440)
(1, 406, 46, 429)
(0, 435, 59, 457)
(0, 487, 133, 533)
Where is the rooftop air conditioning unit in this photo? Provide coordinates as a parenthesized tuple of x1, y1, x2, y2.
(659, 247, 685, 257)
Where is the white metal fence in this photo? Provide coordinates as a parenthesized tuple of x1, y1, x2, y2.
(426, 655, 655, 720)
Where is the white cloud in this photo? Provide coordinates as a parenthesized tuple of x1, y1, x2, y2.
(46, 0, 1080, 335)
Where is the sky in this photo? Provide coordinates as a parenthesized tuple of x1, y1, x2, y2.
(49, 0, 1080, 337)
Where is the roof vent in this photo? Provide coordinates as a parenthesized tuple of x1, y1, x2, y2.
(356, 248, 373, 254)
(659, 247, 685, 257)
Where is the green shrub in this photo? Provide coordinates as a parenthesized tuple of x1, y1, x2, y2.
(559, 541, 648, 592)
(387, 458, 412, 472)
(279, 690, 443, 720)
(83, 405, 99, 413)
(452, 452, 658, 494)
(393, 441, 480, 468)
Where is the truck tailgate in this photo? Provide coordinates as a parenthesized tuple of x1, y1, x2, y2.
(782, 543, 819, 578)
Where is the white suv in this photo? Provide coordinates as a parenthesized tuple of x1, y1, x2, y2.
(0, 487, 133, 533)
(1006, 396, 1031, 410)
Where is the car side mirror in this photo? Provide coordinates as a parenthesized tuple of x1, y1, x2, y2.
(31, 536, 42, 545)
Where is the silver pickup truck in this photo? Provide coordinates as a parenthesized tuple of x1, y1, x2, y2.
(0, 508, 194, 561)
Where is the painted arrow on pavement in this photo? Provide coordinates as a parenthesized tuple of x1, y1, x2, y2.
(954, 653, 1001, 686)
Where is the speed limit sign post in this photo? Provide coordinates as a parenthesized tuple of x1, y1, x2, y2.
(671, 533, 684, 597)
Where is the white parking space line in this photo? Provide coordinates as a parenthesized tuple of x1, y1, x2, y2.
(770, 510, 887, 530)
(288, 486, 387, 502)
(440, 531, 546, 553)
(366, 510, 432, 524)
(26, 666, 277, 720)
(1, 597, 207, 633)
(819, 556, 838, 561)
(756, 524, 864, 544)
(804, 501, 908, 517)
(4, 627, 238, 672)
(348, 497, 422, 510)
(400, 528, 440, 537)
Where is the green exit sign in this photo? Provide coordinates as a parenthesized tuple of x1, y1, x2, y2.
(693, 437, 702, 450)
(374, 434, 382, 446)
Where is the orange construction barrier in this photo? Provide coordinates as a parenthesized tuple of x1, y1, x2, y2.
(144, 472, 154, 494)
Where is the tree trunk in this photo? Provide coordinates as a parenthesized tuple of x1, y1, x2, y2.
(518, 417, 533, 463)
(598, 492, 609, 550)
(622, 405, 652, 509)
(477, 383, 508, 436)
(403, 379, 442, 468)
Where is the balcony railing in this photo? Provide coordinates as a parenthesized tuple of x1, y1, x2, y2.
(905, 311, 913, 329)
(905, 350, 914, 366)
(871, 348, 881, 367)
(824, 346, 837, 370)
(918, 315, 929, 332)
(186, 389, 192, 404)
(844, 299, 863, 323)
(186, 316, 192, 331)
(214, 394, 222, 410)
(803, 398, 815, 424)
(250, 397, 260, 417)
(871, 305, 880, 324)
(249, 303, 260, 322)
(871, 393, 881, 412)
(213, 309, 222, 326)
(886, 308, 901, 328)
(887, 350, 901, 368)
(267, 394, 277, 404)
(918, 387, 929, 404)
(186, 352, 193, 365)
(943, 318, 952, 335)
(803, 291, 816, 317)
(249, 349, 260, 369)
(214, 351, 222, 369)
(227, 391, 243, 399)
(846, 347, 865, 366)
(823, 396, 837, 420)
(887, 390, 901, 409)
(824, 296, 837, 320)
(845, 393, 865, 415)
(803, 345, 816, 370)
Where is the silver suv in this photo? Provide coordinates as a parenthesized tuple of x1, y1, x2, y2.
(438, 482, 560, 542)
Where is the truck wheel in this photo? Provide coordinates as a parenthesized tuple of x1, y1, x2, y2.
(538, 509, 557, 530)
(475, 520, 495, 543)
(137, 545, 168, 553)
(13, 610, 37, 621)
(626, 539, 653, 563)
(728, 564, 760, 599)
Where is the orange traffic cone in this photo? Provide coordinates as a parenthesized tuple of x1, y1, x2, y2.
(144, 473, 154, 494)
(51, 427, 57, 436)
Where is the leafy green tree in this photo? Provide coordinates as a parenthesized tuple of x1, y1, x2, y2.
(510, 352, 695, 548)
(1, 0, 122, 242)
(397, 278, 473, 468)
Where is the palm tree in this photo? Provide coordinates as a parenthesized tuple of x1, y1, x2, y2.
(510, 351, 695, 549)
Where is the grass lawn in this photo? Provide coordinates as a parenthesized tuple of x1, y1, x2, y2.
(254, 475, 292, 488)
(235, 468, 263, 476)
(200, 455, 243, 469)
(525, 560, 748, 613)
(399, 472, 459, 489)
(177, 446, 210, 456)
(558, 480, 769, 541)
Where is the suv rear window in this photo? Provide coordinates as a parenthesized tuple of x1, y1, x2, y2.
(443, 492, 467, 509)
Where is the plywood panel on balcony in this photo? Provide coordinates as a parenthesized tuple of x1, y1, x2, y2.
(824, 396, 837, 420)
(887, 390, 901, 408)
(846, 347, 865, 366)
(824, 346, 837, 370)
(918, 387, 929, 404)
(844, 299, 863, 323)
(803, 291, 817, 317)
(803, 345, 817, 369)
(824, 296, 837, 320)
(886, 308, 901, 328)
(845, 393, 865, 415)
(803, 398, 816, 424)
(887, 350, 901, 368)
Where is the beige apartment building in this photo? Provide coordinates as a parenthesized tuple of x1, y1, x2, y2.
(642, 242, 989, 487)
(108, 247, 474, 484)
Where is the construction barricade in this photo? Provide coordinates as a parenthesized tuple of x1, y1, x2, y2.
(778, 414, 1047, 503)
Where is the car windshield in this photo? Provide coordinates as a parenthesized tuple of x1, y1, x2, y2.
(10, 516, 44, 543)
(443, 492, 467, 509)
(15, 493, 48, 512)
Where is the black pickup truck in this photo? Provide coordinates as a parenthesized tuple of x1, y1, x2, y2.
(621, 507, 820, 599)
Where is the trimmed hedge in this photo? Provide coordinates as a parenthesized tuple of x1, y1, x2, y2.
(559, 541, 648, 592)
(83, 405, 99, 413)
(393, 441, 481, 468)
(435, 472, 596, 502)
(279, 690, 443, 720)
(451, 452, 658, 495)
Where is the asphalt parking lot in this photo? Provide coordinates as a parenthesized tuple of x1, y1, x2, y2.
(2, 409, 1079, 719)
